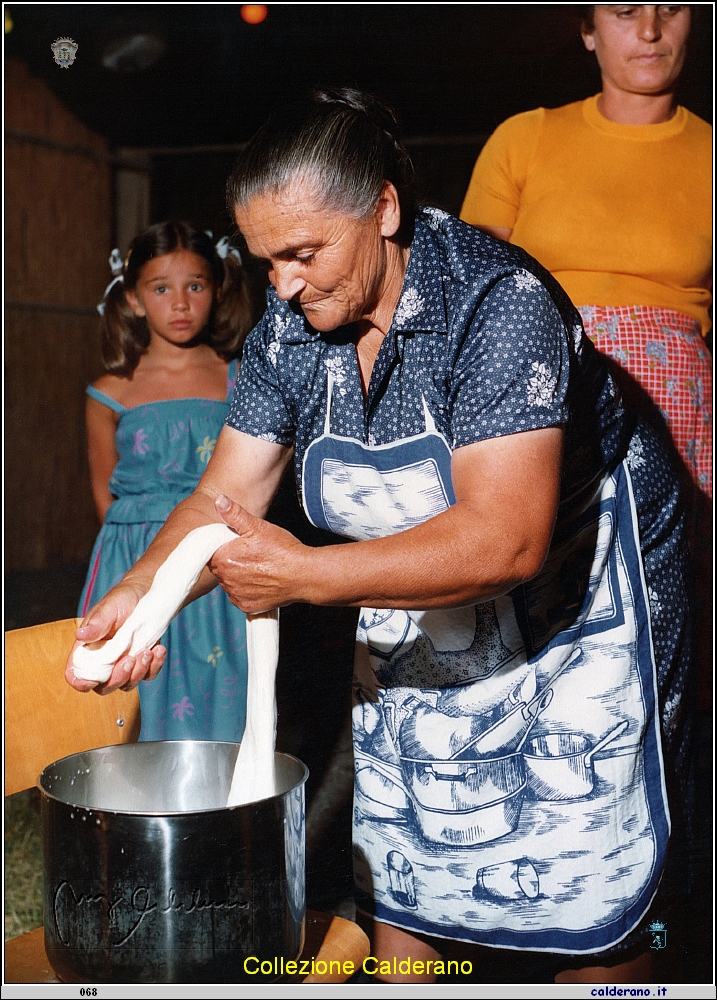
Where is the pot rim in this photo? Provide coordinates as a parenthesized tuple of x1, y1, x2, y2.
(523, 733, 591, 762)
(400, 750, 523, 767)
(38, 740, 309, 817)
(411, 779, 527, 815)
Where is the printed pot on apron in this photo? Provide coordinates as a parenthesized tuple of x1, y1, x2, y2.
(523, 720, 630, 801)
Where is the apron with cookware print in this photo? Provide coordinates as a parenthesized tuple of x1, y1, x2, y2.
(304, 376, 669, 955)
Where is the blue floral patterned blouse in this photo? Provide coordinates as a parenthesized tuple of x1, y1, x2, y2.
(227, 208, 625, 515)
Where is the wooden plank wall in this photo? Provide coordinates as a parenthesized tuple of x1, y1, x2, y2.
(5, 59, 111, 570)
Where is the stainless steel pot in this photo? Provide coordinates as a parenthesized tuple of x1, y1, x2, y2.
(40, 741, 308, 984)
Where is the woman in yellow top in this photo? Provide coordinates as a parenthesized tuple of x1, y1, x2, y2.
(461, 4, 711, 498)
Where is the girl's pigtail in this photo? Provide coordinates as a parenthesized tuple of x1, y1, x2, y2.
(211, 252, 254, 361)
(98, 248, 148, 376)
(100, 279, 149, 376)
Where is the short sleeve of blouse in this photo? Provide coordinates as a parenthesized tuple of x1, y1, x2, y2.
(460, 108, 544, 230)
(225, 315, 295, 445)
(450, 268, 570, 449)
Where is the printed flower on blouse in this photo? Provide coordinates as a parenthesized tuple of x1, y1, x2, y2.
(626, 434, 646, 470)
(172, 696, 195, 721)
(662, 690, 682, 734)
(207, 645, 223, 667)
(513, 269, 541, 293)
(394, 287, 425, 324)
(526, 361, 557, 408)
(421, 206, 449, 231)
(324, 356, 349, 397)
(196, 436, 217, 463)
(132, 428, 150, 455)
(268, 311, 291, 366)
(648, 587, 663, 619)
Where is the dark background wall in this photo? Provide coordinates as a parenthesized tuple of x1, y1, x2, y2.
(6, 5, 713, 247)
(5, 58, 111, 572)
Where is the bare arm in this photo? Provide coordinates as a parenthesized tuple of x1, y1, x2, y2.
(68, 425, 292, 692)
(86, 396, 120, 523)
(210, 426, 563, 613)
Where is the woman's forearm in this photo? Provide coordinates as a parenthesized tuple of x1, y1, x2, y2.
(117, 428, 293, 602)
(119, 490, 224, 600)
(210, 427, 562, 615)
(296, 496, 548, 610)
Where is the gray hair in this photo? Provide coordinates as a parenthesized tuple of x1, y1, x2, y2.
(226, 88, 417, 245)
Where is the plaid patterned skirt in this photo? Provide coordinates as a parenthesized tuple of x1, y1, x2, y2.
(579, 306, 712, 499)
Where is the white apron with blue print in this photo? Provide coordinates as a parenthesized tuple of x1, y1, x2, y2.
(303, 376, 669, 954)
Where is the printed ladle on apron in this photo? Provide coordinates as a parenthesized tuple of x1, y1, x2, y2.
(450, 648, 581, 761)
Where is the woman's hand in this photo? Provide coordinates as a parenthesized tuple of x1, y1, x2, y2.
(209, 495, 309, 613)
(66, 582, 166, 695)
(66, 428, 293, 693)
(209, 426, 563, 614)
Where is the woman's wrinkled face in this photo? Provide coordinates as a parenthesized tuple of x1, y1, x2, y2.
(234, 177, 397, 332)
(583, 5, 691, 97)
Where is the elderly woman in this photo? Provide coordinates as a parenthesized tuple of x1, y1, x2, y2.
(461, 4, 712, 498)
(69, 89, 692, 983)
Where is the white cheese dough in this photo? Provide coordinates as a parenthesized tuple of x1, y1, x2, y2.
(71, 521, 280, 807)
(72, 523, 238, 683)
(227, 608, 279, 807)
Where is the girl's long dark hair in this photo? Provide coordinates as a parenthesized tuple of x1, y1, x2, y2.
(101, 221, 253, 376)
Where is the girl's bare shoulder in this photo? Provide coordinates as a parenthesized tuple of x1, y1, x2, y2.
(90, 373, 134, 406)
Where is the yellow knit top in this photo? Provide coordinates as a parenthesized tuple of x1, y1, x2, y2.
(460, 95, 712, 334)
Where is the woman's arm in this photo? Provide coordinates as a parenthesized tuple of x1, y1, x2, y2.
(209, 425, 563, 613)
(460, 110, 543, 233)
(67, 425, 293, 692)
(86, 396, 120, 523)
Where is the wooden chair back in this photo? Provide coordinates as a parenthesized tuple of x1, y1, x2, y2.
(5, 618, 140, 796)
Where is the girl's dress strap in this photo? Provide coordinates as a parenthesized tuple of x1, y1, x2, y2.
(226, 358, 239, 400)
(86, 385, 127, 414)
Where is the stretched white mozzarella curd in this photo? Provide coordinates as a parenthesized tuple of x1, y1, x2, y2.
(71, 522, 279, 807)
(72, 523, 238, 683)
(227, 608, 279, 806)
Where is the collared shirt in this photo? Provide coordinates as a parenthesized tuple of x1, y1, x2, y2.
(227, 208, 624, 518)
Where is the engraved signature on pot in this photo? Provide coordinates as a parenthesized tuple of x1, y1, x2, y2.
(53, 880, 250, 948)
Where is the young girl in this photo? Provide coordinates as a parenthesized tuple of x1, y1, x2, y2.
(79, 221, 254, 742)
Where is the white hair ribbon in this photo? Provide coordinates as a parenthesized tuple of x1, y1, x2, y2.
(97, 248, 125, 315)
(215, 235, 242, 264)
(109, 248, 124, 276)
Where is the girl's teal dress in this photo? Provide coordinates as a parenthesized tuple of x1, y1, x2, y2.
(78, 360, 248, 742)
